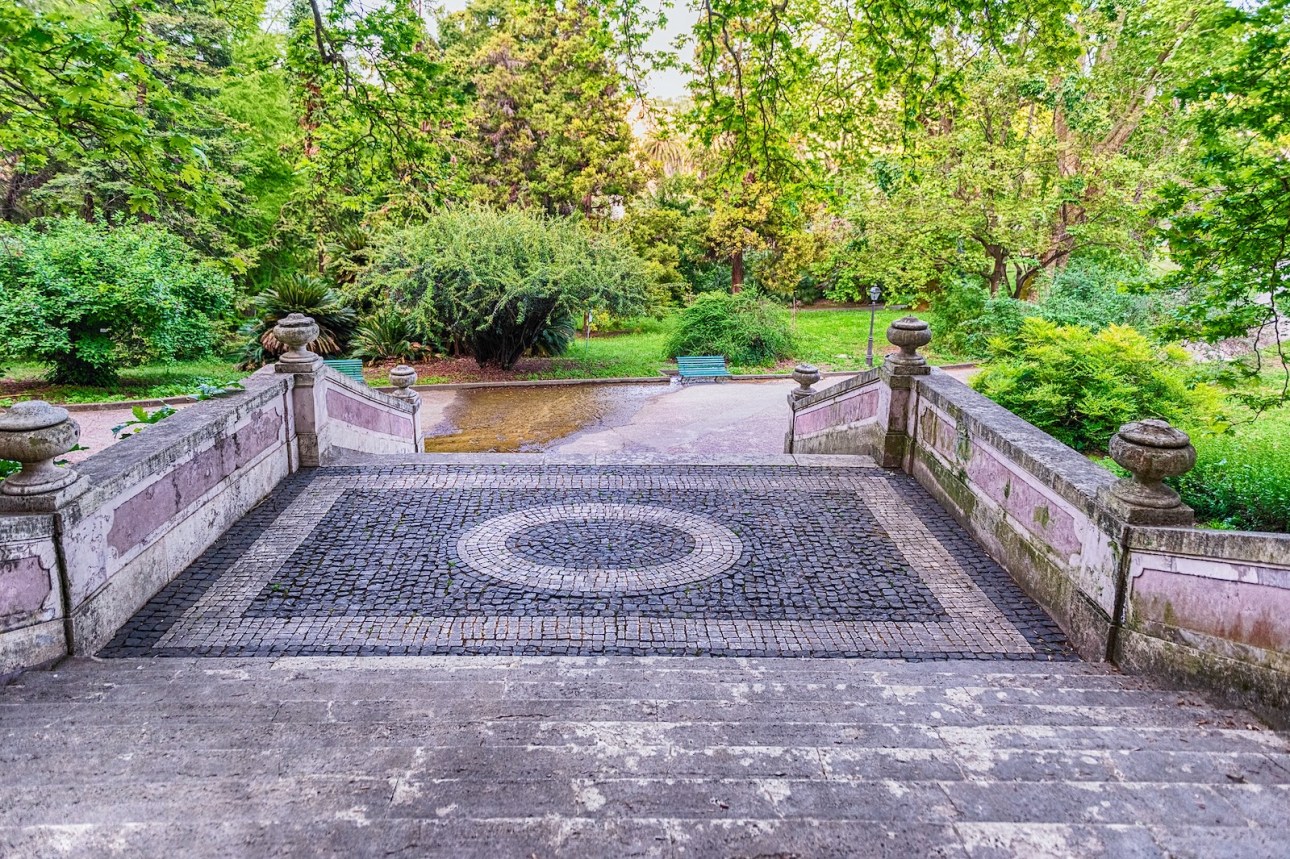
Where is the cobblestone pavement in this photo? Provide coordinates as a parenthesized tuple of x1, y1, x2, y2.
(105, 456, 1072, 660)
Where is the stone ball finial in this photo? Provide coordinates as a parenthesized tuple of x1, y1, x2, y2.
(389, 364, 420, 403)
(883, 316, 932, 375)
(273, 313, 323, 373)
(1107, 419, 1196, 511)
(0, 401, 81, 496)
(790, 363, 821, 401)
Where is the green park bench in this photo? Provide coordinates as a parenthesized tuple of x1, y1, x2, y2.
(323, 358, 366, 385)
(676, 355, 731, 382)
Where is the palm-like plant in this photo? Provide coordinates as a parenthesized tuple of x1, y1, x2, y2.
(352, 307, 432, 363)
(241, 274, 358, 367)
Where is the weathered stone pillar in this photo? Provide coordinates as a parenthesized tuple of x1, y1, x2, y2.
(274, 313, 328, 467)
(1099, 419, 1197, 526)
(0, 402, 82, 497)
(875, 316, 932, 468)
(784, 364, 821, 453)
(389, 364, 424, 450)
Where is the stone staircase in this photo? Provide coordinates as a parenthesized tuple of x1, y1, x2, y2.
(2, 655, 1288, 857)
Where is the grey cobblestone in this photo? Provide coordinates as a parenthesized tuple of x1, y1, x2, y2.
(103, 463, 1070, 660)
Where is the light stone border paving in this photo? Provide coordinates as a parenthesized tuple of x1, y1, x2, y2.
(154, 469, 1035, 655)
(457, 503, 742, 592)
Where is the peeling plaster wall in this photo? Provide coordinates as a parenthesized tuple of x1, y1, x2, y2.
(0, 516, 64, 675)
(319, 369, 421, 456)
(1120, 530, 1290, 719)
(788, 370, 884, 455)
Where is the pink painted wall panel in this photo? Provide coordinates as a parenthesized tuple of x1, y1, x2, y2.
(1133, 565, 1290, 653)
(796, 387, 880, 436)
(326, 388, 413, 438)
(107, 407, 283, 555)
(0, 555, 52, 618)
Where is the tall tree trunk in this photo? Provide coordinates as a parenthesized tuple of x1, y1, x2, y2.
(730, 248, 743, 293)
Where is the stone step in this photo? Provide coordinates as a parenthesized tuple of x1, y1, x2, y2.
(4, 656, 1288, 856)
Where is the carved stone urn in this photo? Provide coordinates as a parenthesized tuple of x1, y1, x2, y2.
(790, 363, 821, 401)
(273, 313, 323, 373)
(0, 401, 81, 496)
(883, 316, 932, 375)
(389, 364, 420, 403)
(1108, 419, 1196, 510)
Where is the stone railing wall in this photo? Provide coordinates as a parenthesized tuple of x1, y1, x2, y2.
(786, 318, 1290, 722)
(0, 315, 423, 676)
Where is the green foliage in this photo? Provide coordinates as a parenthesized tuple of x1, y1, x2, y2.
(970, 319, 1224, 452)
(932, 279, 1034, 358)
(1175, 409, 1290, 533)
(0, 219, 234, 385)
(113, 405, 178, 439)
(622, 178, 712, 305)
(242, 274, 358, 367)
(0, 0, 235, 222)
(1036, 261, 1157, 333)
(352, 308, 432, 363)
(359, 208, 652, 369)
(665, 292, 795, 367)
(442, 0, 641, 217)
(1155, 0, 1290, 400)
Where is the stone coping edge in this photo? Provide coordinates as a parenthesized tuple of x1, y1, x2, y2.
(1127, 526, 1290, 566)
(791, 368, 882, 412)
(913, 370, 1116, 518)
(63, 372, 291, 519)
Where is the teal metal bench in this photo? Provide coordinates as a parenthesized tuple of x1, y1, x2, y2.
(323, 358, 366, 385)
(676, 355, 731, 381)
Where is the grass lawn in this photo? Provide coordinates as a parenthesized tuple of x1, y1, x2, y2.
(1, 358, 247, 405)
(1177, 397, 1290, 533)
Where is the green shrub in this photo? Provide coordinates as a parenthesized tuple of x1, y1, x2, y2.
(971, 318, 1224, 452)
(1174, 412, 1290, 533)
(1036, 260, 1157, 332)
(665, 292, 795, 367)
(932, 278, 1035, 357)
(358, 209, 652, 369)
(0, 218, 235, 384)
(351, 307, 432, 363)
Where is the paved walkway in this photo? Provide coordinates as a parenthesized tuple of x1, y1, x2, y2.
(104, 456, 1069, 660)
(6, 446, 1289, 856)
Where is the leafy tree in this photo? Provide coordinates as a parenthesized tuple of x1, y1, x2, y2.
(830, 0, 1231, 302)
(0, 0, 227, 223)
(281, 0, 465, 259)
(0, 218, 234, 384)
(440, 0, 641, 217)
(358, 208, 652, 369)
(1156, 0, 1290, 403)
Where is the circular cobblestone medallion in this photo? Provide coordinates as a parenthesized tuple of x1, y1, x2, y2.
(456, 503, 742, 592)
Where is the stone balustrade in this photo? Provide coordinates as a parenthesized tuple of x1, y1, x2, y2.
(785, 315, 1290, 720)
(0, 316, 424, 676)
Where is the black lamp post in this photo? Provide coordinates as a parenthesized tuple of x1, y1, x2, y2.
(865, 285, 882, 367)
